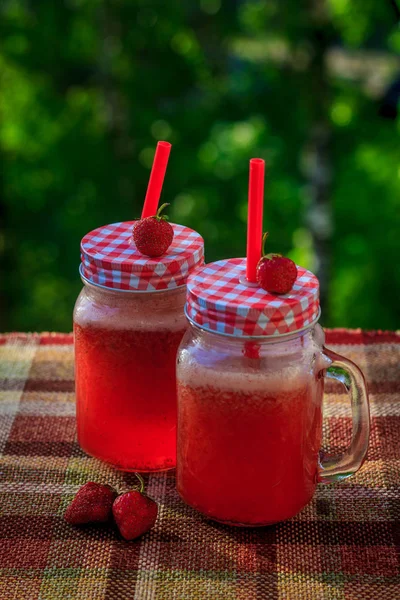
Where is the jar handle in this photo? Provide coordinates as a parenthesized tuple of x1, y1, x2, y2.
(318, 347, 370, 484)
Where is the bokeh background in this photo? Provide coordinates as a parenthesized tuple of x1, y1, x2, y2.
(1, 0, 400, 332)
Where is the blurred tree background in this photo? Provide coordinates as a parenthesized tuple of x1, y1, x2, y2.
(1, 0, 399, 332)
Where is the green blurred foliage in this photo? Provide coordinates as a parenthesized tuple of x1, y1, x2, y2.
(0, 0, 399, 331)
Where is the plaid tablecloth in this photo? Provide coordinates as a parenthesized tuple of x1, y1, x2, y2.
(0, 330, 399, 600)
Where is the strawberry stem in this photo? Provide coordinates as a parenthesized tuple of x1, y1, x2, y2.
(261, 232, 269, 257)
(261, 232, 282, 260)
(265, 252, 282, 260)
(156, 202, 170, 220)
(134, 473, 145, 494)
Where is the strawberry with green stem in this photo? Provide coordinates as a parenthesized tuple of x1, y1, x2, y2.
(133, 203, 174, 257)
(256, 233, 297, 295)
(113, 473, 158, 541)
(65, 474, 158, 540)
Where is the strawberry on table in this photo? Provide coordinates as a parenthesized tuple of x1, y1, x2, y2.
(133, 202, 174, 257)
(65, 482, 117, 525)
(113, 475, 158, 541)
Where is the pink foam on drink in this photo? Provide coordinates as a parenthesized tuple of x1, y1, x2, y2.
(75, 286, 186, 332)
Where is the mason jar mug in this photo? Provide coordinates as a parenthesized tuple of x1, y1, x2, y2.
(176, 258, 370, 525)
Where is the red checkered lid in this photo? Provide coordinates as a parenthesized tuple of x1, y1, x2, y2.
(186, 258, 320, 337)
(80, 221, 204, 291)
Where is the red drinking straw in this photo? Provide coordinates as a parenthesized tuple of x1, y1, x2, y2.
(246, 158, 265, 283)
(141, 141, 172, 218)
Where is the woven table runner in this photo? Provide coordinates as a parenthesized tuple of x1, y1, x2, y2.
(0, 330, 399, 600)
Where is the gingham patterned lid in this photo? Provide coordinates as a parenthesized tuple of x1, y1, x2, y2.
(80, 221, 204, 291)
(186, 258, 320, 337)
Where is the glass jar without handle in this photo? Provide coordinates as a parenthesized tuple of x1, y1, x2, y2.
(74, 220, 204, 473)
(176, 258, 370, 526)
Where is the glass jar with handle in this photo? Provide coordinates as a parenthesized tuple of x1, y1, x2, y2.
(176, 258, 370, 526)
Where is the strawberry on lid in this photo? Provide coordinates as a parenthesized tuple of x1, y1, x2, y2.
(133, 203, 174, 257)
(256, 232, 298, 294)
(186, 258, 320, 337)
(80, 221, 204, 292)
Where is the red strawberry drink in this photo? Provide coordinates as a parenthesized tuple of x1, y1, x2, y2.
(178, 333, 324, 525)
(75, 285, 186, 471)
(176, 258, 370, 526)
(74, 220, 204, 472)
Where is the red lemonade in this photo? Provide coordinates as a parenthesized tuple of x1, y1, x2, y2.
(74, 284, 188, 472)
(177, 363, 323, 525)
(75, 324, 185, 471)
